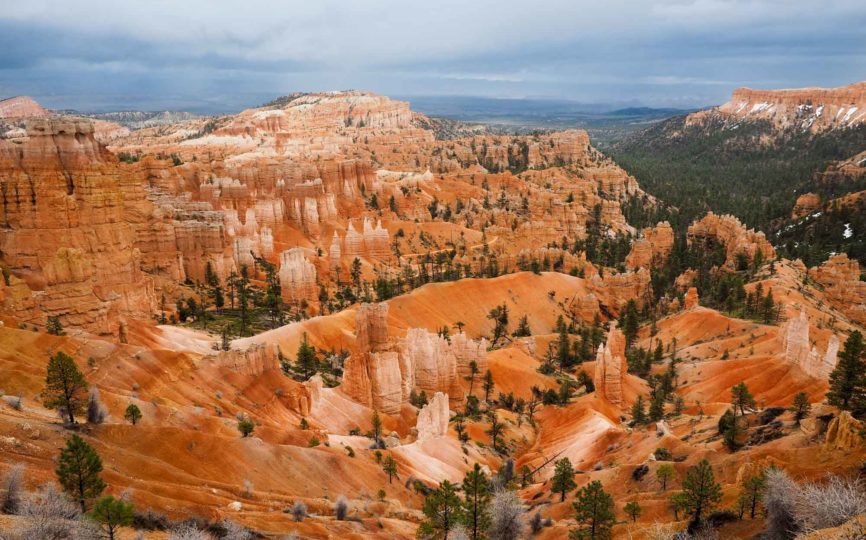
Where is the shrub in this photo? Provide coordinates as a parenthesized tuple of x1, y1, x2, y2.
(488, 489, 525, 540)
(793, 475, 866, 533)
(654, 447, 672, 461)
(334, 495, 349, 520)
(291, 501, 307, 522)
(17, 483, 80, 539)
(169, 523, 213, 540)
(220, 519, 253, 540)
(237, 418, 255, 437)
(763, 468, 799, 539)
(2, 462, 25, 514)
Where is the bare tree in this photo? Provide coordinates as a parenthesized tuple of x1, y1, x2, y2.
(794, 475, 866, 533)
(763, 468, 799, 540)
(86, 388, 107, 424)
(15, 483, 80, 540)
(487, 489, 525, 540)
(169, 524, 214, 540)
(2, 463, 25, 514)
(221, 519, 254, 540)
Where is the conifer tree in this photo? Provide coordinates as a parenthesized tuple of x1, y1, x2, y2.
(461, 463, 491, 539)
(44, 351, 88, 424)
(571, 480, 615, 539)
(90, 495, 134, 540)
(551, 458, 577, 502)
(56, 434, 106, 512)
(827, 331, 865, 414)
(123, 403, 142, 425)
(418, 480, 464, 539)
(681, 459, 722, 525)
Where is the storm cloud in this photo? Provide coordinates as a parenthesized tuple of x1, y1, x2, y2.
(1, 0, 864, 112)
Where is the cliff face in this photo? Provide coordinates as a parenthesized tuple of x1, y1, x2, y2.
(808, 254, 866, 326)
(779, 310, 839, 380)
(687, 81, 866, 132)
(0, 96, 50, 118)
(0, 118, 156, 333)
(687, 212, 775, 269)
(625, 221, 674, 270)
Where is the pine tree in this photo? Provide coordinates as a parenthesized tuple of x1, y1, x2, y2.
(631, 395, 647, 425)
(56, 434, 106, 512)
(237, 418, 255, 437)
(656, 463, 675, 491)
(483, 370, 495, 403)
(89, 495, 134, 540)
(791, 392, 811, 425)
(739, 472, 766, 519)
(44, 351, 88, 424)
(571, 480, 615, 539)
(551, 458, 577, 502)
(418, 480, 464, 539)
(681, 459, 722, 525)
(461, 463, 491, 539)
(624, 501, 641, 523)
(382, 455, 398, 483)
(648, 391, 665, 421)
(371, 409, 383, 442)
(731, 382, 756, 416)
(295, 332, 318, 380)
(123, 403, 142, 425)
(827, 331, 866, 414)
(47, 315, 65, 336)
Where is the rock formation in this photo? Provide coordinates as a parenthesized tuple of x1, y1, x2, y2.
(415, 392, 450, 442)
(341, 303, 487, 414)
(683, 287, 699, 310)
(779, 309, 839, 379)
(278, 249, 318, 305)
(686, 81, 866, 132)
(808, 254, 866, 326)
(594, 322, 627, 406)
(625, 221, 674, 270)
(825, 411, 864, 450)
(0, 96, 49, 118)
(205, 343, 281, 375)
(687, 213, 776, 269)
(791, 193, 821, 219)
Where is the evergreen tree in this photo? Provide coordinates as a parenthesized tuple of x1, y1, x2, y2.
(89, 495, 134, 540)
(123, 403, 142, 425)
(237, 418, 255, 437)
(47, 315, 65, 336)
(483, 370, 495, 403)
(461, 463, 491, 539)
(382, 455, 398, 483)
(551, 458, 577, 502)
(44, 351, 89, 424)
(680, 459, 722, 525)
(791, 392, 811, 425)
(739, 471, 766, 519)
(648, 391, 665, 421)
(488, 303, 510, 344)
(371, 409, 383, 442)
(570, 480, 615, 540)
(656, 463, 674, 491)
(631, 395, 647, 425)
(466, 360, 480, 397)
(827, 331, 866, 414)
(624, 501, 642, 523)
(295, 332, 318, 380)
(731, 382, 756, 416)
(56, 434, 106, 512)
(418, 480, 464, 539)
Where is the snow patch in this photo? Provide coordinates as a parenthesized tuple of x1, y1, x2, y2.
(844, 223, 853, 239)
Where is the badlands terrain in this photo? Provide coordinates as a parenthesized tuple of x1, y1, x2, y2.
(0, 82, 865, 539)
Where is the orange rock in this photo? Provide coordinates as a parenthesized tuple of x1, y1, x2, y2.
(683, 287, 699, 310)
(593, 322, 627, 406)
(808, 254, 866, 326)
(791, 193, 821, 219)
(687, 212, 775, 269)
(626, 221, 674, 270)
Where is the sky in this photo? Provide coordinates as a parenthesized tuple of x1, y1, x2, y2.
(1, 0, 865, 113)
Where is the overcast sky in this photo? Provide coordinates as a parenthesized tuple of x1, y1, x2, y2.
(1, 0, 864, 113)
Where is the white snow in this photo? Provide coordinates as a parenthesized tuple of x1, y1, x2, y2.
(750, 102, 772, 114)
(844, 223, 853, 239)
(843, 107, 859, 123)
(815, 105, 824, 117)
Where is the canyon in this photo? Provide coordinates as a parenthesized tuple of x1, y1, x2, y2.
(0, 87, 864, 540)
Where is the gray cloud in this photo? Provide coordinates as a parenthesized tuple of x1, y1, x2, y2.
(1, 0, 864, 112)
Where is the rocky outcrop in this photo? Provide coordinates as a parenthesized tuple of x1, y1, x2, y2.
(0, 96, 49, 118)
(586, 268, 651, 314)
(205, 343, 280, 375)
(415, 392, 450, 442)
(683, 287, 699, 310)
(791, 193, 821, 219)
(340, 217, 390, 260)
(779, 309, 839, 379)
(686, 81, 866, 132)
(341, 303, 487, 414)
(626, 221, 674, 270)
(687, 213, 775, 269)
(808, 254, 866, 326)
(278, 249, 318, 305)
(825, 411, 864, 450)
(594, 322, 627, 406)
(0, 118, 157, 333)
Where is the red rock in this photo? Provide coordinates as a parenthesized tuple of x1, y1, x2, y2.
(687, 212, 775, 269)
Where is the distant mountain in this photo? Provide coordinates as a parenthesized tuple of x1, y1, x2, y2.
(56, 109, 200, 129)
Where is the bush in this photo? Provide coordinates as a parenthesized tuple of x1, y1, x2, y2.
(763, 468, 799, 539)
(16, 483, 80, 539)
(133, 509, 171, 530)
(334, 495, 349, 520)
(2, 463, 24, 514)
(793, 475, 866, 533)
(291, 501, 307, 522)
(237, 418, 255, 437)
(707, 509, 738, 527)
(169, 523, 214, 540)
(220, 519, 253, 540)
(488, 489, 525, 540)
(654, 447, 673, 461)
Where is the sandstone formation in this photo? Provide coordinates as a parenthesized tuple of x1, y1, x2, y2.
(683, 287, 699, 310)
(791, 193, 821, 219)
(205, 343, 280, 375)
(686, 81, 866, 132)
(0, 96, 49, 118)
(825, 411, 865, 450)
(625, 221, 674, 270)
(415, 391, 450, 442)
(594, 322, 627, 406)
(278, 248, 318, 305)
(687, 213, 775, 269)
(341, 303, 487, 414)
(779, 309, 839, 379)
(808, 254, 866, 326)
